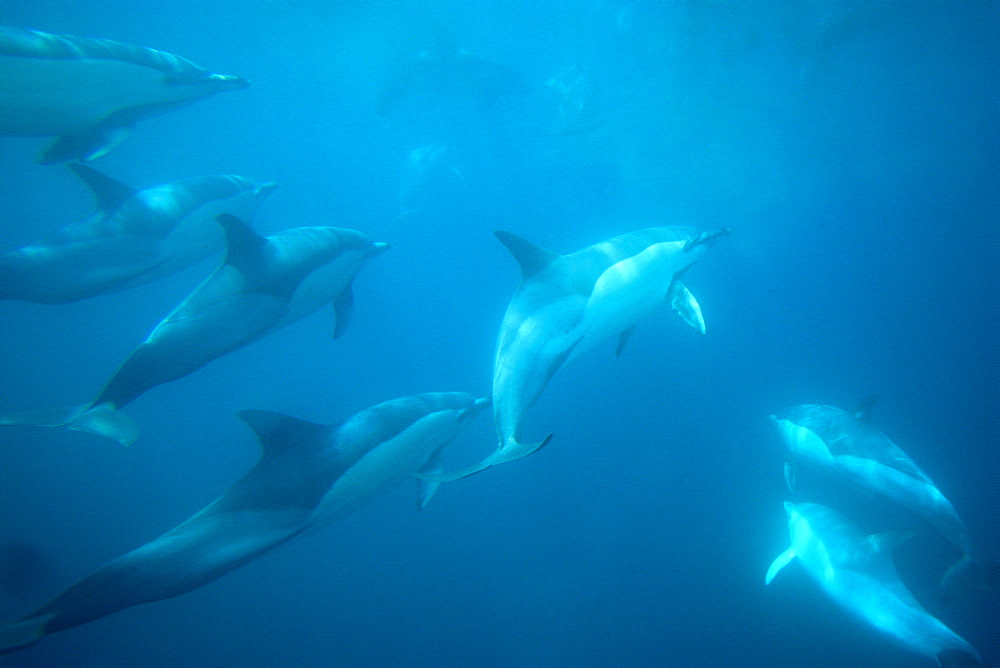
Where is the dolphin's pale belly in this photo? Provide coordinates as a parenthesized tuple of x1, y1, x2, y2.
(571, 241, 685, 359)
(0, 56, 195, 135)
(314, 410, 463, 524)
(270, 251, 367, 332)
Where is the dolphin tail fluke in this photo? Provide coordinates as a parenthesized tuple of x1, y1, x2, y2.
(940, 554, 1000, 602)
(0, 403, 138, 446)
(415, 433, 553, 482)
(0, 614, 51, 654)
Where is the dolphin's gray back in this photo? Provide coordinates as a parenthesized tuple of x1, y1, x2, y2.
(0, 26, 208, 76)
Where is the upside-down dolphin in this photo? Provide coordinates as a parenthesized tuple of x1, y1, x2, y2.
(766, 501, 983, 668)
(0, 25, 248, 163)
(0, 164, 275, 303)
(428, 225, 728, 481)
(0, 215, 388, 446)
(0, 392, 489, 654)
(771, 399, 1000, 600)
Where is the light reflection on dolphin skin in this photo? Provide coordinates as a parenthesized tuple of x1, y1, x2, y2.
(0, 25, 248, 163)
(0, 393, 489, 654)
(0, 164, 275, 304)
(0, 216, 388, 447)
(771, 399, 999, 600)
(767, 501, 983, 668)
(427, 226, 728, 481)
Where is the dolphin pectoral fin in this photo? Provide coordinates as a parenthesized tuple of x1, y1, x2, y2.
(866, 530, 914, 555)
(940, 554, 1000, 602)
(0, 403, 138, 446)
(668, 281, 706, 334)
(332, 283, 354, 339)
(765, 547, 796, 585)
(39, 125, 131, 165)
(783, 462, 797, 492)
(416, 451, 445, 510)
(616, 326, 637, 357)
(0, 613, 53, 654)
(415, 434, 554, 482)
(67, 163, 137, 212)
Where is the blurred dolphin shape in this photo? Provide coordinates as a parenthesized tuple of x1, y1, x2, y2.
(767, 501, 983, 668)
(424, 226, 728, 481)
(0, 26, 248, 163)
(377, 36, 527, 115)
(0, 164, 275, 304)
(544, 64, 607, 136)
(0, 215, 388, 446)
(0, 393, 489, 654)
(771, 399, 1000, 601)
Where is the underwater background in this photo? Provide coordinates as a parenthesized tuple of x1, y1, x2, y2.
(0, 1, 996, 665)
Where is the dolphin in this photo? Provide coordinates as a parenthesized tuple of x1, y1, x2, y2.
(0, 26, 248, 163)
(0, 164, 275, 304)
(771, 399, 1000, 600)
(766, 501, 983, 668)
(427, 226, 728, 481)
(0, 215, 388, 446)
(0, 392, 489, 654)
(377, 39, 527, 115)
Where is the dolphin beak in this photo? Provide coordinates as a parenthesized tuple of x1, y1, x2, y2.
(683, 227, 731, 252)
(370, 241, 391, 256)
(255, 182, 278, 200)
(209, 73, 250, 89)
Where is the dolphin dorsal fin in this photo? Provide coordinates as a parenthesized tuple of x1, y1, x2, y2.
(867, 530, 914, 554)
(238, 409, 331, 458)
(854, 394, 878, 423)
(495, 231, 559, 279)
(67, 163, 136, 212)
(217, 214, 269, 276)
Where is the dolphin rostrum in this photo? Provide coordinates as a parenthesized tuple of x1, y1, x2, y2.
(0, 393, 489, 654)
(771, 399, 999, 600)
(429, 225, 728, 481)
(0, 215, 388, 446)
(0, 164, 275, 303)
(0, 25, 248, 163)
(767, 501, 983, 668)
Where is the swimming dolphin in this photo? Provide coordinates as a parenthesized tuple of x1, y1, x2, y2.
(0, 26, 248, 163)
(428, 226, 728, 481)
(766, 501, 983, 668)
(377, 40, 527, 115)
(0, 215, 388, 446)
(0, 392, 489, 654)
(0, 164, 275, 303)
(771, 399, 999, 600)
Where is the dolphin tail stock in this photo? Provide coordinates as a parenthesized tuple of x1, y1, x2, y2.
(413, 433, 553, 483)
(0, 613, 52, 654)
(940, 553, 1000, 603)
(0, 402, 138, 446)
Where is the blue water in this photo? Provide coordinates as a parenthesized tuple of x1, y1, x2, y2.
(0, 1, 996, 665)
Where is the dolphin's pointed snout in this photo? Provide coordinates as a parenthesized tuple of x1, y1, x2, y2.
(684, 227, 731, 252)
(255, 182, 278, 200)
(370, 241, 390, 256)
(212, 73, 250, 90)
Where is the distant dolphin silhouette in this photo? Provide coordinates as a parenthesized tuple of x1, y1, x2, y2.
(377, 41, 527, 115)
(767, 501, 983, 668)
(0, 25, 248, 163)
(428, 226, 728, 480)
(0, 393, 489, 654)
(0, 164, 275, 303)
(771, 399, 1000, 600)
(0, 215, 388, 446)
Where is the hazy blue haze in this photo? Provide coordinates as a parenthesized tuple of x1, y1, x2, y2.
(0, 1, 996, 665)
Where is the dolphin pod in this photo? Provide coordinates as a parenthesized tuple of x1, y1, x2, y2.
(425, 225, 729, 481)
(771, 399, 1000, 600)
(0, 215, 388, 446)
(0, 393, 489, 654)
(0, 26, 248, 163)
(0, 164, 275, 303)
(767, 502, 983, 668)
